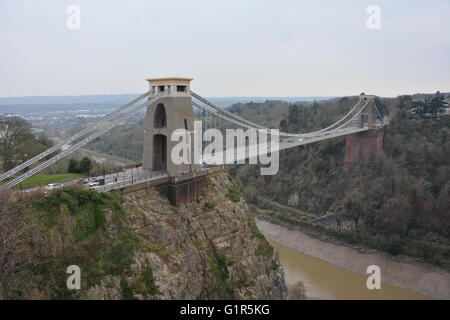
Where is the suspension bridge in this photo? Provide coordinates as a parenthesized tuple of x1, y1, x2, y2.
(0, 77, 385, 203)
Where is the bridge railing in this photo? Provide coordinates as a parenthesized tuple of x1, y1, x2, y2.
(94, 170, 168, 192)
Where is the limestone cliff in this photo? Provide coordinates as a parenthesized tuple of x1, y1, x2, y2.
(0, 171, 287, 300)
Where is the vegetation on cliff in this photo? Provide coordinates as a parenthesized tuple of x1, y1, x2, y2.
(0, 188, 142, 299)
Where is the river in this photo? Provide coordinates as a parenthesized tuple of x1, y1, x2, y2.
(269, 239, 430, 300)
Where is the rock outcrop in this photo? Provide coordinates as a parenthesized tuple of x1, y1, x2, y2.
(88, 171, 287, 299)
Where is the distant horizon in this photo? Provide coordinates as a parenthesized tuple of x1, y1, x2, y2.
(1, 90, 448, 104)
(0, 93, 340, 100)
(0, 89, 447, 101)
(0, 93, 338, 109)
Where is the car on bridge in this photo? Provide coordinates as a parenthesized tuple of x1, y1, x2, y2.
(88, 180, 100, 187)
(45, 183, 63, 191)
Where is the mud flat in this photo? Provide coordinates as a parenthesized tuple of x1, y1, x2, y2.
(257, 219, 450, 300)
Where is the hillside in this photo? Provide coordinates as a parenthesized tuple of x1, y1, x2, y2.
(229, 95, 450, 270)
(0, 171, 287, 299)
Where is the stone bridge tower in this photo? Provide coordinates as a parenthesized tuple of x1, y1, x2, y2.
(344, 94, 384, 167)
(142, 77, 198, 176)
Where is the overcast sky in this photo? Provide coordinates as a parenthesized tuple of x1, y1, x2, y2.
(1, 0, 449, 98)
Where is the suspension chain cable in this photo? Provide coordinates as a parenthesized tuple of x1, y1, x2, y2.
(1, 92, 164, 189)
(0, 89, 155, 182)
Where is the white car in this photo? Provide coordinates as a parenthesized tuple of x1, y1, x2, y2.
(88, 181, 100, 187)
(46, 183, 63, 191)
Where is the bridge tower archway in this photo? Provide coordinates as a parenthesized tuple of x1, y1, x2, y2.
(154, 103, 167, 128)
(153, 134, 167, 170)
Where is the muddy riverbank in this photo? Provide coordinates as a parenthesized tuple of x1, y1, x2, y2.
(257, 219, 450, 300)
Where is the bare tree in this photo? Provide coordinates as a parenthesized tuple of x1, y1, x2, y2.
(0, 116, 33, 171)
(288, 281, 307, 300)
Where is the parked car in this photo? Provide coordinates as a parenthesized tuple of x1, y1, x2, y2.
(84, 177, 97, 184)
(46, 183, 63, 191)
(88, 181, 100, 187)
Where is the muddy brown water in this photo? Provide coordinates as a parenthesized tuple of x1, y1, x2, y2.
(269, 239, 430, 300)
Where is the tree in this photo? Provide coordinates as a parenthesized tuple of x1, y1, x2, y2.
(288, 281, 307, 300)
(68, 159, 79, 173)
(279, 119, 288, 132)
(428, 96, 446, 115)
(0, 117, 33, 171)
(412, 96, 446, 118)
(288, 105, 300, 125)
(78, 157, 93, 174)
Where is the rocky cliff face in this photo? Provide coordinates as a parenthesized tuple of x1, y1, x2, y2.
(0, 171, 287, 300)
(88, 171, 287, 299)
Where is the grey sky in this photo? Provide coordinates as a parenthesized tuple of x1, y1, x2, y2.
(1, 0, 449, 98)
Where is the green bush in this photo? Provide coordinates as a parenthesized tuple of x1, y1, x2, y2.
(385, 235, 403, 256)
(67, 157, 93, 174)
(120, 278, 136, 300)
(202, 202, 216, 212)
(134, 266, 160, 296)
(226, 184, 242, 202)
(249, 217, 274, 258)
